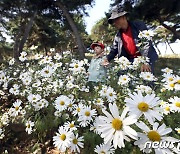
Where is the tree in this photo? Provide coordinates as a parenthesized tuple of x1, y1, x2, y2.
(0, 0, 95, 60)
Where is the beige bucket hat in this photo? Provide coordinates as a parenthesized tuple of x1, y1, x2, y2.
(108, 7, 128, 24)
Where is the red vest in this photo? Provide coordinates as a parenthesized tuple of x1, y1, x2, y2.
(121, 26, 141, 58)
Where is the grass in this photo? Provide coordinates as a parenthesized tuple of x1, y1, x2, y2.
(154, 56, 180, 76)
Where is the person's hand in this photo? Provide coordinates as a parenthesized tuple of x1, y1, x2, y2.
(140, 64, 151, 72)
(101, 58, 110, 67)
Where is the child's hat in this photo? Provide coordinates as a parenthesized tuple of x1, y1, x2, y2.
(90, 42, 105, 50)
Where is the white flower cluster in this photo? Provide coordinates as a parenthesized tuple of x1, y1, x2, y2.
(0, 51, 179, 154)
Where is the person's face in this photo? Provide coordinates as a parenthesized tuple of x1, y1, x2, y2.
(94, 45, 103, 55)
(112, 16, 128, 30)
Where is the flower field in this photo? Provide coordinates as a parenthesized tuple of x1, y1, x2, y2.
(0, 51, 180, 153)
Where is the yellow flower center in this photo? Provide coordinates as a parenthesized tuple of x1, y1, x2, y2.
(112, 118, 123, 130)
(85, 111, 90, 116)
(70, 123, 74, 128)
(100, 151, 105, 154)
(175, 102, 180, 108)
(15, 106, 19, 111)
(177, 80, 180, 84)
(165, 106, 170, 111)
(109, 93, 113, 97)
(123, 78, 127, 81)
(72, 138, 78, 144)
(97, 99, 101, 103)
(168, 77, 173, 81)
(45, 70, 49, 74)
(77, 107, 80, 112)
(170, 83, 175, 87)
(60, 134, 66, 141)
(74, 64, 79, 68)
(147, 75, 150, 78)
(60, 101, 65, 106)
(27, 124, 30, 128)
(147, 130, 161, 141)
(138, 102, 149, 112)
(68, 103, 72, 107)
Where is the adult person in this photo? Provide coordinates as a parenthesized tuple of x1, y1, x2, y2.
(102, 6, 158, 73)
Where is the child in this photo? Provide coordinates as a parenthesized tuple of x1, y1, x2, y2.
(88, 42, 107, 83)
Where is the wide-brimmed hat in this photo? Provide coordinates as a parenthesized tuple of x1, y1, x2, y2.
(90, 42, 105, 50)
(108, 7, 128, 24)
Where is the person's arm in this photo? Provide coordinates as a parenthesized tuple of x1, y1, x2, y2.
(107, 35, 119, 62)
(102, 34, 119, 66)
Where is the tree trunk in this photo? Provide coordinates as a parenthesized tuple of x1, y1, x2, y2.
(55, 2, 86, 59)
(13, 27, 22, 59)
(18, 10, 37, 55)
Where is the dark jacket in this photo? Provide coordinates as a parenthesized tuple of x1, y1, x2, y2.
(107, 21, 158, 67)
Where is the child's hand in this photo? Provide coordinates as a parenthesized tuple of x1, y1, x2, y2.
(101, 58, 109, 67)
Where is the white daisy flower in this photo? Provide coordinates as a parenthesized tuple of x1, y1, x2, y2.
(106, 87, 117, 103)
(54, 95, 71, 111)
(1, 113, 10, 126)
(34, 53, 43, 60)
(135, 85, 153, 94)
(0, 71, 6, 84)
(90, 117, 101, 135)
(53, 126, 73, 152)
(40, 65, 54, 78)
(138, 30, 154, 40)
(70, 133, 84, 153)
(99, 85, 108, 98)
(114, 56, 131, 70)
(69, 61, 84, 74)
(118, 75, 131, 85)
(164, 81, 176, 90)
(78, 105, 97, 127)
(125, 91, 163, 124)
(97, 103, 138, 149)
(0, 128, 5, 139)
(54, 110, 62, 117)
(25, 121, 34, 134)
(19, 51, 27, 62)
(9, 58, 15, 65)
(168, 96, 180, 112)
(72, 103, 85, 116)
(160, 101, 171, 115)
(42, 56, 52, 64)
(139, 72, 156, 81)
(22, 76, 32, 85)
(94, 98, 104, 107)
(94, 143, 115, 154)
(27, 94, 41, 103)
(175, 128, 180, 134)
(134, 121, 179, 154)
(9, 84, 20, 95)
(64, 121, 77, 131)
(53, 53, 62, 60)
(161, 67, 173, 74)
(32, 80, 41, 87)
(162, 73, 175, 83)
(11, 99, 22, 116)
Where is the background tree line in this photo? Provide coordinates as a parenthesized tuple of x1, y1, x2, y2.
(0, 0, 179, 62)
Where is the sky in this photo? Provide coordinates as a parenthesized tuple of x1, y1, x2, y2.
(84, 0, 112, 34)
